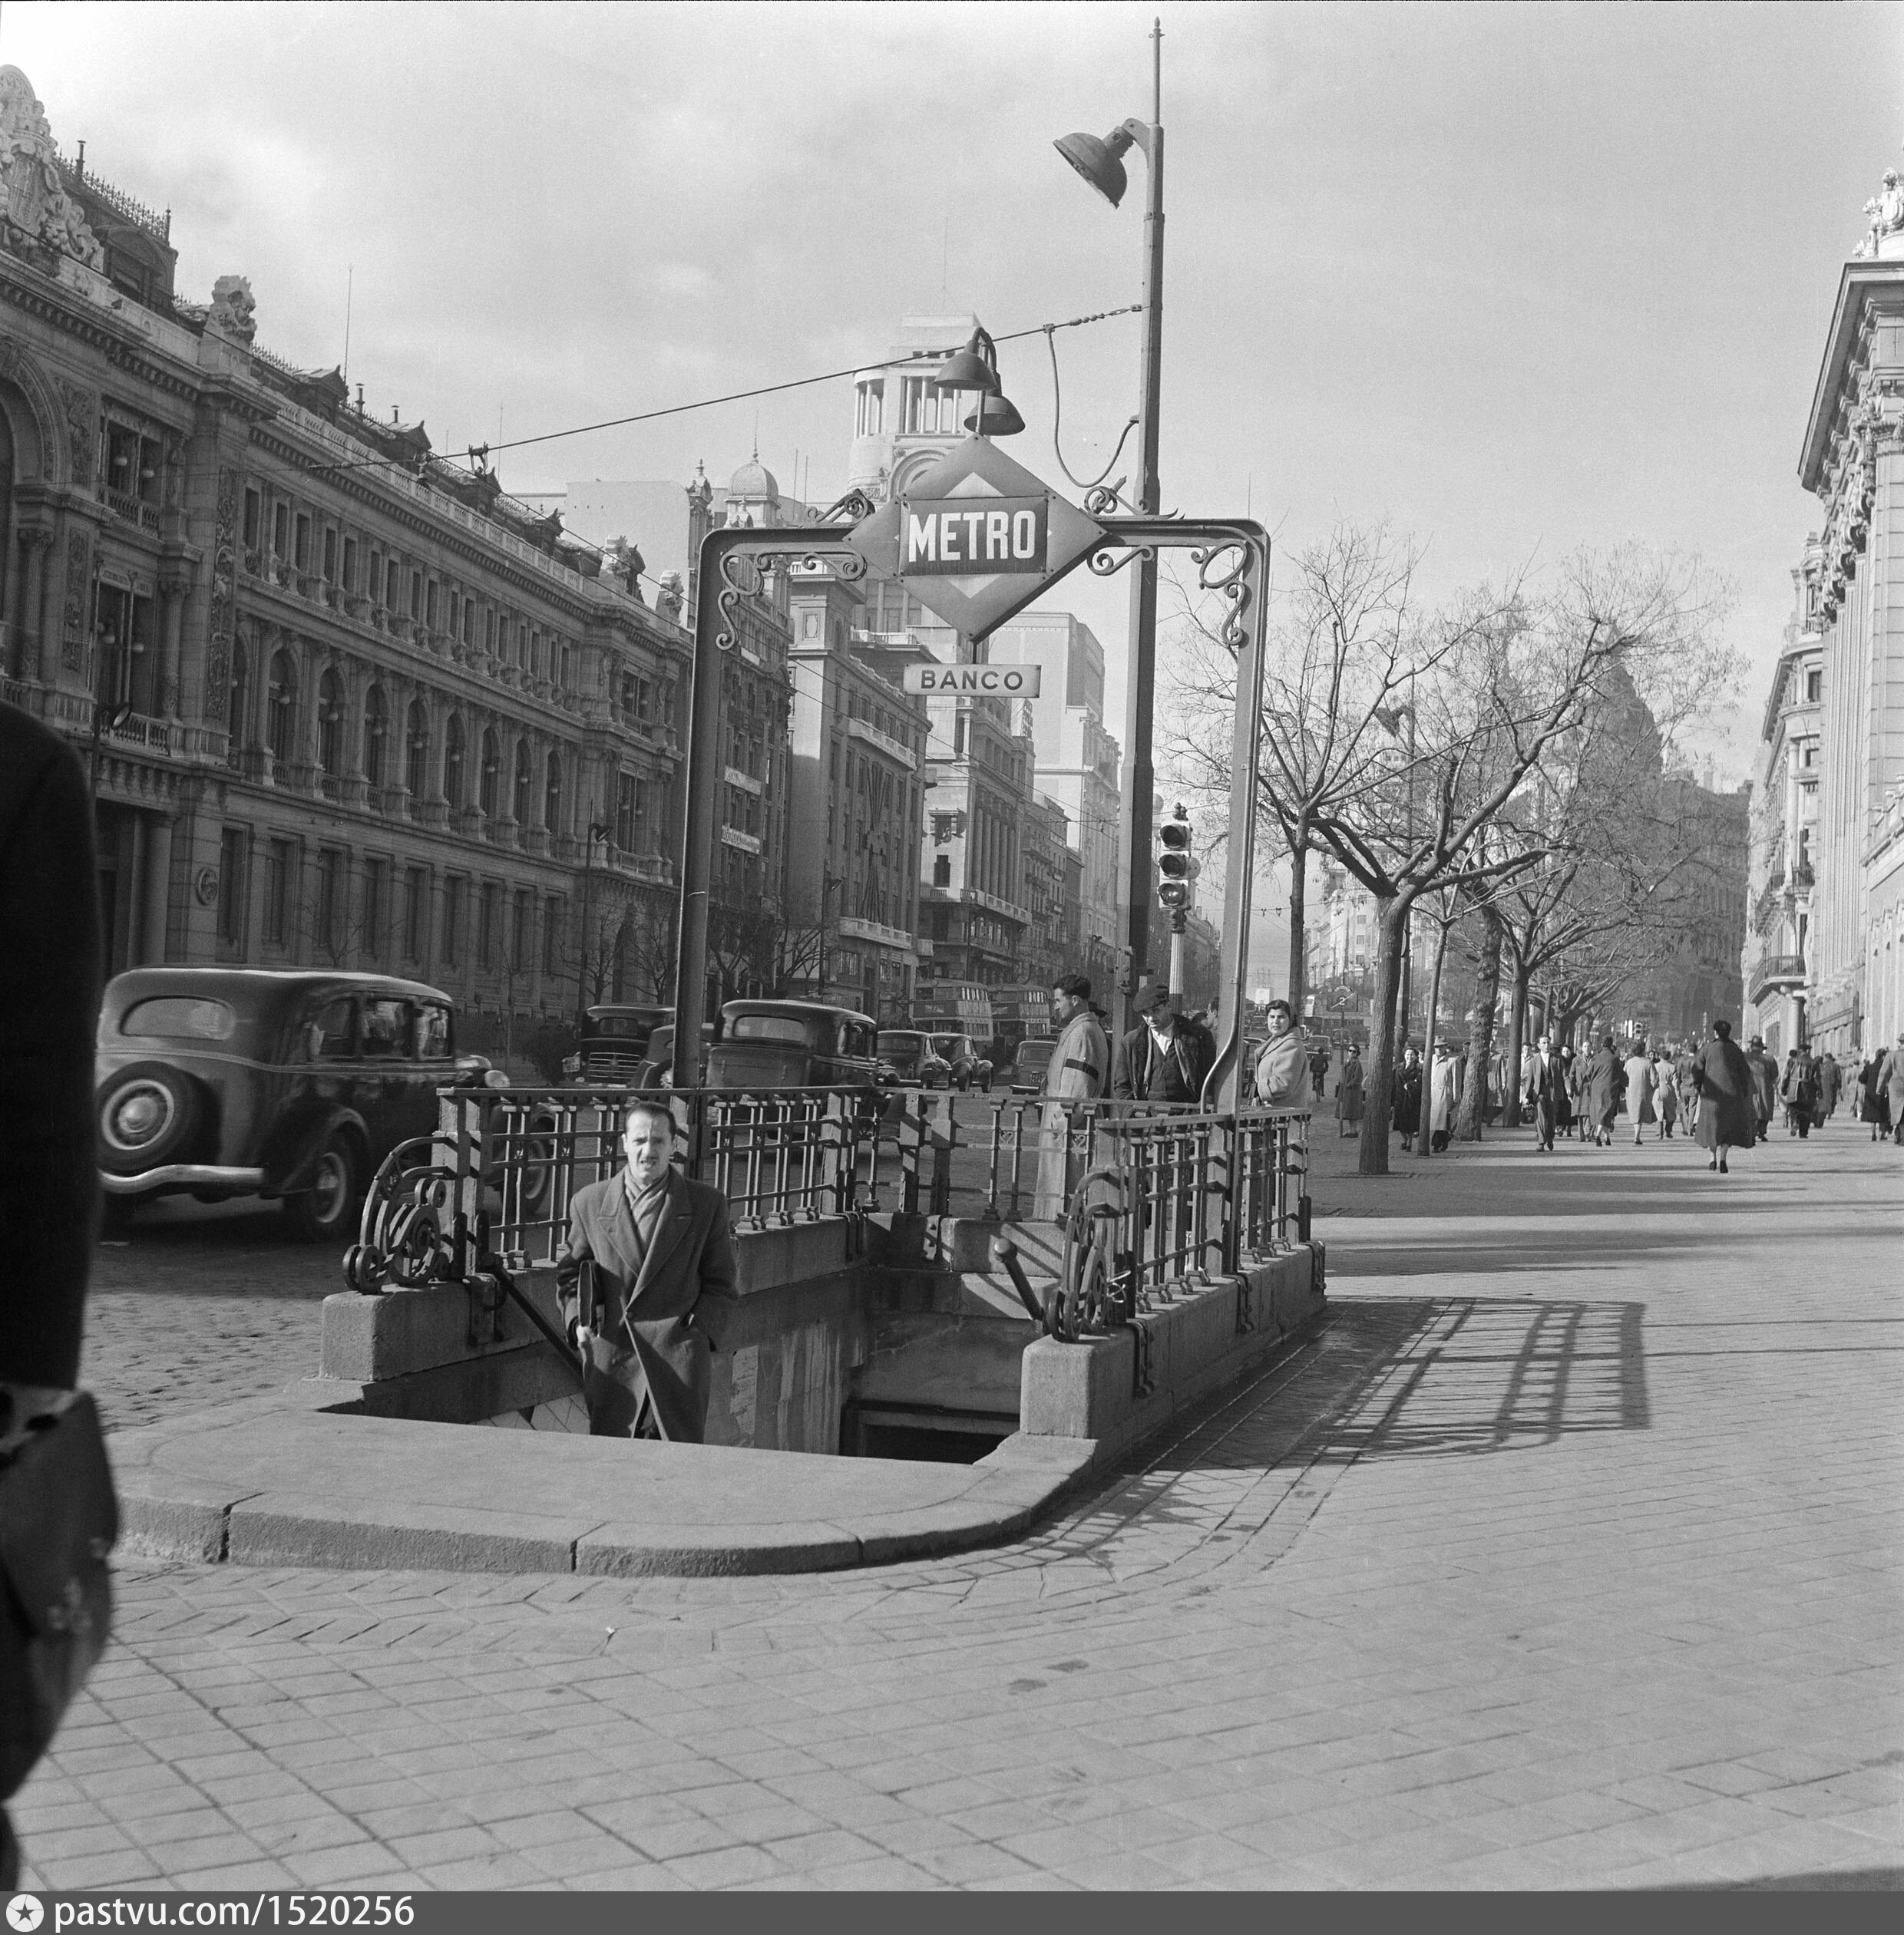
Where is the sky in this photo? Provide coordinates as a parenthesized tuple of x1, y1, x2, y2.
(4, 0, 1899, 794)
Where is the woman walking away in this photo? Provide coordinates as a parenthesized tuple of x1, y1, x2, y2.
(1654, 1049, 1678, 1139)
(1581, 1033, 1621, 1147)
(1559, 1045, 1579, 1138)
(1336, 1045, 1364, 1140)
(1393, 1046, 1423, 1154)
(1780, 1046, 1820, 1140)
(1624, 1038, 1658, 1147)
(1817, 1051, 1840, 1123)
(1859, 1052, 1891, 1141)
(1692, 1019, 1756, 1174)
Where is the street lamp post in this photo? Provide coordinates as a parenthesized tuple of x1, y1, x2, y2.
(1056, 17, 1165, 1036)
(572, 818, 612, 1032)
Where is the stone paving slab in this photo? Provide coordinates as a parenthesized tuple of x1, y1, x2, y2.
(14, 1122, 1904, 1890)
(108, 1400, 1099, 1577)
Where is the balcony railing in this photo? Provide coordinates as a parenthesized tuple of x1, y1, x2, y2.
(1747, 953, 1806, 1004)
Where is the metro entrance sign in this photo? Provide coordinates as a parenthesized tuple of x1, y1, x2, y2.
(845, 436, 1105, 640)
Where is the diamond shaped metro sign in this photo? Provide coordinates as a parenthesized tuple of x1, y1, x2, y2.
(846, 438, 1106, 640)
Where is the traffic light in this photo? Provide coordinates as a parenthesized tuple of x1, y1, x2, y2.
(1157, 811, 1194, 912)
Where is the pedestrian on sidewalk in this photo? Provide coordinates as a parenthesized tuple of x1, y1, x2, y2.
(1393, 1045, 1423, 1154)
(1334, 1045, 1364, 1139)
(1623, 1038, 1658, 1146)
(1033, 973, 1111, 1218)
(1674, 1040, 1701, 1135)
(1780, 1046, 1820, 1140)
(1654, 1048, 1678, 1138)
(1581, 1033, 1621, 1147)
(1254, 999, 1314, 1109)
(1817, 1050, 1841, 1122)
(1529, 1035, 1568, 1151)
(1, 699, 109, 1892)
(557, 1098, 738, 1441)
(1745, 1036, 1777, 1143)
(1559, 1045, 1580, 1138)
(1428, 1040, 1459, 1152)
(1307, 1038, 1334, 1103)
(1691, 1019, 1755, 1174)
(1879, 1034, 1904, 1147)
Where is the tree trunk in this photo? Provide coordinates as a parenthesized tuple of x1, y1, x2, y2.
(1418, 916, 1449, 1155)
(1357, 893, 1407, 1177)
(1285, 824, 1310, 1019)
(1501, 963, 1532, 1128)
(1456, 903, 1505, 1141)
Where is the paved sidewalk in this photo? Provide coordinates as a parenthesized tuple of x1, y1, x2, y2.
(15, 1121, 1902, 1890)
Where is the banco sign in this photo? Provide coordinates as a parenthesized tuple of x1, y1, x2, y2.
(847, 436, 1105, 640)
(901, 662, 1043, 698)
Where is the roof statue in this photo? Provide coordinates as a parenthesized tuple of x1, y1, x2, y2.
(207, 273, 257, 344)
(0, 65, 105, 272)
(601, 535, 646, 602)
(1853, 158, 1904, 260)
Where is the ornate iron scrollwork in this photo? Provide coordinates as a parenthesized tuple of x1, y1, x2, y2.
(1192, 540, 1257, 655)
(714, 543, 868, 652)
(342, 1137, 461, 1293)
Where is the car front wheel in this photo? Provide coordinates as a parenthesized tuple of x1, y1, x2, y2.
(283, 1133, 360, 1243)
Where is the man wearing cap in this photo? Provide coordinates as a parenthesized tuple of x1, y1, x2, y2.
(1113, 983, 1215, 1105)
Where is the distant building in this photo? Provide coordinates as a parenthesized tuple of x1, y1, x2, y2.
(0, 66, 684, 1062)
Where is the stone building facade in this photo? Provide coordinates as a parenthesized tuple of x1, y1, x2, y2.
(0, 68, 686, 1061)
(1778, 176, 1904, 1062)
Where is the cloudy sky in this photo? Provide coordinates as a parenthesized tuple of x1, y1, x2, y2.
(5, 1, 1899, 781)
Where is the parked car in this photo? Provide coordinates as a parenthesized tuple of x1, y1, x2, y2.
(627, 1021, 718, 1088)
(1010, 1037, 1057, 1095)
(561, 1003, 670, 1083)
(875, 1030, 954, 1089)
(927, 1034, 993, 1091)
(705, 1001, 881, 1091)
(94, 968, 528, 1242)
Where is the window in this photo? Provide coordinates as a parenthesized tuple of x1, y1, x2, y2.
(511, 889, 531, 972)
(479, 728, 500, 816)
(342, 536, 357, 590)
(226, 648, 250, 758)
(217, 827, 247, 943)
(317, 669, 344, 778)
(441, 875, 461, 966)
(934, 854, 951, 888)
(266, 652, 297, 765)
(484, 609, 495, 652)
(513, 741, 532, 823)
(263, 838, 293, 946)
(414, 1002, 452, 1061)
(322, 528, 338, 583)
(402, 867, 426, 962)
(272, 501, 289, 560)
(243, 489, 260, 551)
(316, 848, 342, 953)
(360, 998, 406, 1058)
(385, 558, 400, 609)
(616, 771, 639, 851)
(123, 996, 236, 1041)
(362, 686, 388, 786)
(544, 751, 562, 832)
(426, 581, 438, 630)
(1805, 669, 1822, 702)
(478, 883, 498, 968)
(543, 896, 563, 976)
(405, 701, 428, 797)
(294, 515, 310, 573)
(444, 715, 465, 807)
(409, 572, 421, 621)
(306, 998, 354, 1061)
(363, 857, 388, 960)
(461, 599, 473, 647)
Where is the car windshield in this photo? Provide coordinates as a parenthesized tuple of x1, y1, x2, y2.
(878, 1033, 927, 1062)
(121, 996, 236, 1041)
(1016, 1040, 1055, 1067)
(928, 1037, 964, 1058)
(588, 1015, 656, 1038)
(729, 1015, 810, 1045)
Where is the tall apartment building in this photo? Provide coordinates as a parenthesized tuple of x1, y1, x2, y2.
(0, 67, 684, 1058)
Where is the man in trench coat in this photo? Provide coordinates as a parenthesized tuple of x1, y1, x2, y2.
(557, 1098, 738, 1441)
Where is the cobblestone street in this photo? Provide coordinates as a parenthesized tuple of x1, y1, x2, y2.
(19, 1121, 1904, 1891)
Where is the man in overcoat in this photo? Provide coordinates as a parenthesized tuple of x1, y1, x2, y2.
(1692, 1019, 1756, 1174)
(1527, 1034, 1569, 1152)
(1744, 1037, 1778, 1142)
(1033, 973, 1111, 1219)
(1579, 1033, 1621, 1147)
(557, 1098, 738, 1441)
(1112, 984, 1215, 1105)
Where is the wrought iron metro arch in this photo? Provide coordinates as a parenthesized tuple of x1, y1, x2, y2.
(673, 507, 1270, 1112)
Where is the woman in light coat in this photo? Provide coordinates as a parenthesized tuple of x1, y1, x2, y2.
(1428, 1042, 1459, 1152)
(1623, 1039, 1658, 1146)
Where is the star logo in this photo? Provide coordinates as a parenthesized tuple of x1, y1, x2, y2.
(8, 1897, 45, 1933)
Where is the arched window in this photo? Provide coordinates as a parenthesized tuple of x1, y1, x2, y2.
(544, 751, 562, 833)
(266, 651, 297, 765)
(362, 685, 388, 785)
(405, 701, 428, 797)
(227, 646, 250, 759)
(316, 669, 344, 778)
(444, 714, 465, 807)
(479, 727, 499, 817)
(512, 739, 533, 823)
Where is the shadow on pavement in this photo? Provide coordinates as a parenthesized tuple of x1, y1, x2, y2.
(1326, 1225, 1823, 1277)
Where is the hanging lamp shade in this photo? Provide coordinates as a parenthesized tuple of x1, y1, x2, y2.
(1054, 129, 1129, 208)
(963, 393, 1026, 438)
(935, 330, 999, 394)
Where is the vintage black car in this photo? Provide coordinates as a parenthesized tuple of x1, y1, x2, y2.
(704, 1000, 881, 1091)
(875, 1030, 954, 1090)
(1009, 1037, 1057, 1095)
(927, 1032, 994, 1091)
(561, 1003, 670, 1084)
(95, 968, 495, 1240)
